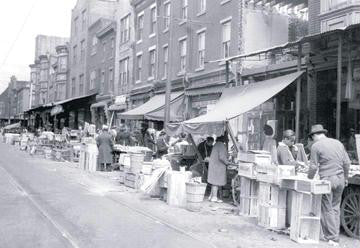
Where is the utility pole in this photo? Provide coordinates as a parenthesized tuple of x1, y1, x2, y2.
(164, 6, 173, 125)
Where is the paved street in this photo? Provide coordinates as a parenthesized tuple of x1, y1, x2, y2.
(0, 143, 210, 248)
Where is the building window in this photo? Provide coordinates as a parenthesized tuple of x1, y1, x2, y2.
(321, 0, 349, 13)
(71, 77, 76, 97)
(163, 45, 169, 79)
(120, 14, 130, 43)
(73, 45, 77, 64)
(164, 2, 171, 30)
(109, 68, 114, 93)
(119, 57, 129, 86)
(103, 41, 106, 53)
(136, 54, 142, 82)
(110, 38, 115, 57)
(59, 56, 67, 71)
(198, 31, 205, 68)
(79, 74, 84, 95)
(91, 37, 97, 55)
(181, 0, 188, 20)
(40, 70, 47, 81)
(149, 49, 156, 78)
(222, 21, 231, 58)
(90, 70, 96, 90)
(101, 70, 105, 93)
(137, 13, 144, 41)
(199, 0, 206, 13)
(82, 10, 86, 29)
(150, 6, 157, 35)
(80, 40, 85, 61)
(179, 38, 187, 72)
(74, 17, 79, 34)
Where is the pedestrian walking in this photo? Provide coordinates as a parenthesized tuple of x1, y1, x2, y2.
(207, 136, 230, 203)
(307, 124, 351, 246)
(96, 125, 114, 171)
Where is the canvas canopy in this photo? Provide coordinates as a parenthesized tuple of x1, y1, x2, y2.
(118, 92, 183, 120)
(144, 94, 185, 122)
(166, 71, 304, 136)
(4, 122, 21, 130)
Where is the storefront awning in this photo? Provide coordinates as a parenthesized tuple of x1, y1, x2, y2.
(185, 83, 225, 96)
(4, 122, 21, 130)
(144, 94, 185, 122)
(90, 100, 110, 109)
(119, 92, 183, 120)
(167, 71, 304, 136)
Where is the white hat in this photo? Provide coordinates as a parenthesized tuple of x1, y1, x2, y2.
(102, 125, 109, 130)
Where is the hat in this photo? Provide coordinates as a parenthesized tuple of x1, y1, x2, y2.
(308, 124, 327, 137)
(102, 125, 109, 130)
(283, 129, 295, 138)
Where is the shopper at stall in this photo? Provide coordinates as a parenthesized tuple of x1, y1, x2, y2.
(197, 136, 214, 161)
(96, 125, 114, 171)
(347, 128, 357, 161)
(208, 136, 230, 203)
(115, 125, 134, 146)
(144, 127, 155, 150)
(156, 130, 169, 158)
(307, 124, 350, 246)
(262, 124, 278, 164)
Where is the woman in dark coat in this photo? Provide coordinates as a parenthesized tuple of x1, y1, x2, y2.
(208, 136, 230, 203)
(96, 125, 114, 171)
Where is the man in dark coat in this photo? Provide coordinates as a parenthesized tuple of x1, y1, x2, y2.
(96, 125, 114, 171)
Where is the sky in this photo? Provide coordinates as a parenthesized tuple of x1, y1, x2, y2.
(0, 0, 77, 94)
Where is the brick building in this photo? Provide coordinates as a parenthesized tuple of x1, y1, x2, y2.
(130, 0, 292, 119)
(86, 18, 116, 127)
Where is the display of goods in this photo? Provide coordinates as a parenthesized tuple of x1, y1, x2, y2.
(257, 165, 295, 184)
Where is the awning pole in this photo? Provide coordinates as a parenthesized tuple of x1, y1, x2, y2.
(226, 121, 239, 153)
(188, 133, 203, 163)
(225, 61, 230, 86)
(295, 44, 302, 142)
(336, 35, 343, 139)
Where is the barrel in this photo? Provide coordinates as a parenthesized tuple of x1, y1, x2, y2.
(185, 182, 207, 212)
(130, 153, 145, 174)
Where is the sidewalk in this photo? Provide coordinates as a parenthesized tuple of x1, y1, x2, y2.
(21, 148, 360, 248)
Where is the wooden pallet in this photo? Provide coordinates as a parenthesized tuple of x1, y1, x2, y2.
(239, 177, 258, 217)
(290, 192, 321, 243)
(257, 182, 287, 229)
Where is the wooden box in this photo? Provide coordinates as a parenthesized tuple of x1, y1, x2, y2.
(238, 152, 271, 165)
(257, 182, 287, 229)
(239, 177, 258, 217)
(257, 165, 295, 185)
(295, 179, 331, 195)
(290, 192, 321, 243)
(237, 162, 256, 179)
(124, 172, 141, 189)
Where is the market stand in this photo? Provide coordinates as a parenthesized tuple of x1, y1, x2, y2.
(164, 71, 337, 243)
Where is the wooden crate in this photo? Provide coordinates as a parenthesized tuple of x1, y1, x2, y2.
(290, 192, 321, 244)
(237, 162, 256, 179)
(257, 182, 287, 229)
(124, 172, 141, 189)
(295, 179, 331, 195)
(257, 165, 296, 185)
(239, 177, 258, 217)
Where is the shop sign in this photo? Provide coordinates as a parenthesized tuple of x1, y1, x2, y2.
(51, 105, 64, 116)
(114, 95, 126, 104)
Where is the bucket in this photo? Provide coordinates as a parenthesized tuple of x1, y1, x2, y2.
(185, 182, 207, 212)
(130, 153, 145, 174)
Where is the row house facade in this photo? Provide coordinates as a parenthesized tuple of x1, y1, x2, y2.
(86, 18, 117, 127)
(130, 0, 292, 117)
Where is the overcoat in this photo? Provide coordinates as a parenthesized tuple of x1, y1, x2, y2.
(207, 141, 228, 186)
(96, 132, 114, 164)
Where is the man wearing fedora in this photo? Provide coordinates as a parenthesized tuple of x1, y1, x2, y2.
(308, 124, 351, 246)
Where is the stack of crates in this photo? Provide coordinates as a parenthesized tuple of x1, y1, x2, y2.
(239, 177, 258, 217)
(257, 182, 287, 229)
